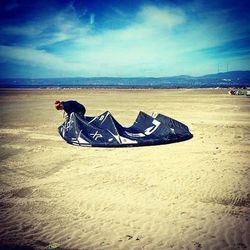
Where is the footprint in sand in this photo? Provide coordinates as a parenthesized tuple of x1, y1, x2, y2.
(11, 187, 34, 198)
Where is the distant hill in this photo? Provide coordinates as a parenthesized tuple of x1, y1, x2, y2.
(201, 70, 250, 79)
(0, 70, 250, 88)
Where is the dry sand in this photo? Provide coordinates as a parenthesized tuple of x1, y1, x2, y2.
(0, 88, 249, 250)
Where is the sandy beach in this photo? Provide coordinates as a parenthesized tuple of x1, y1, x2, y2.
(0, 88, 249, 250)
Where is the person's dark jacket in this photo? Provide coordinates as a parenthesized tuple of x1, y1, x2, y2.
(62, 100, 86, 116)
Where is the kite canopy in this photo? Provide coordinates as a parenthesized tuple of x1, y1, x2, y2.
(58, 111, 193, 147)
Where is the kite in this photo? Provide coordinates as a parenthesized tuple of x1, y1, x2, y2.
(58, 111, 193, 147)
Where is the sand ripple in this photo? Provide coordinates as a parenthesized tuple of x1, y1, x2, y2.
(0, 88, 250, 249)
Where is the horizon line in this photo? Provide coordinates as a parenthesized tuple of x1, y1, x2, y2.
(1, 70, 250, 80)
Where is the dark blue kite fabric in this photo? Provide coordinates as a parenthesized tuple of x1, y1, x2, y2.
(58, 111, 193, 147)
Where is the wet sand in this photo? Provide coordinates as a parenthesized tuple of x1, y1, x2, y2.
(0, 88, 249, 250)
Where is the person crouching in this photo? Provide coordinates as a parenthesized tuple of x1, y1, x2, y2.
(55, 100, 86, 121)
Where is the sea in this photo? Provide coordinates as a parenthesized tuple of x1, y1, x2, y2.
(0, 76, 249, 89)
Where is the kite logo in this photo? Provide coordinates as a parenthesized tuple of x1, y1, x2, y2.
(144, 119, 160, 135)
(124, 131, 145, 137)
(170, 128, 175, 134)
(90, 131, 103, 140)
(65, 119, 74, 130)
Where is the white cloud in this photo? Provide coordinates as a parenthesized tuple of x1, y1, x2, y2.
(64, 5, 192, 75)
(0, 10, 91, 48)
(1, 4, 249, 77)
(138, 5, 185, 28)
(90, 14, 95, 25)
(0, 45, 86, 73)
(1, 25, 41, 36)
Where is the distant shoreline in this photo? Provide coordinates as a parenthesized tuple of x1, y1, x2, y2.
(0, 71, 250, 89)
(0, 85, 249, 90)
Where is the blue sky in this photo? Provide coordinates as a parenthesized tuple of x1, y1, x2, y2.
(0, 0, 250, 78)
